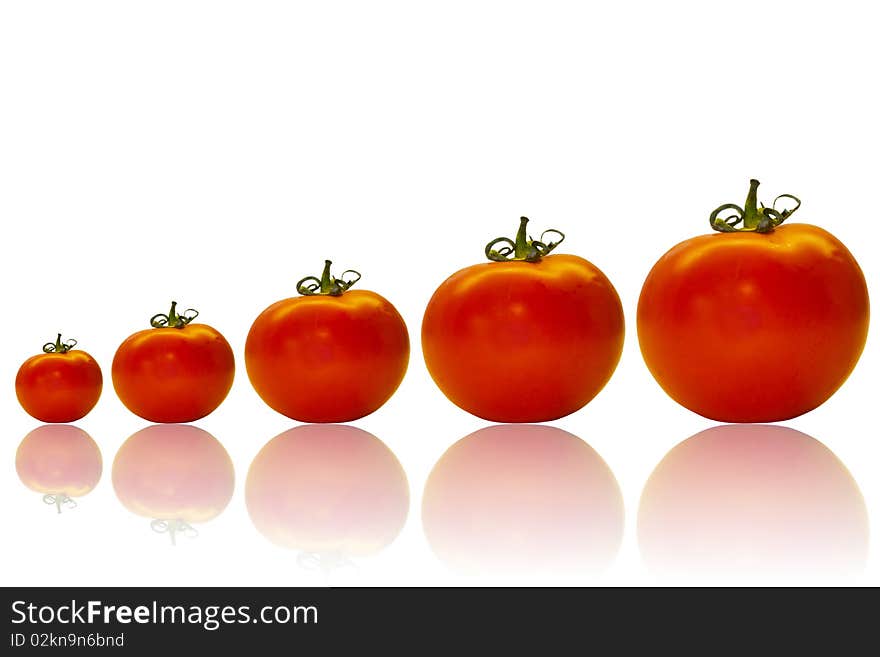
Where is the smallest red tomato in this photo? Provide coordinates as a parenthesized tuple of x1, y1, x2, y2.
(15, 334, 103, 423)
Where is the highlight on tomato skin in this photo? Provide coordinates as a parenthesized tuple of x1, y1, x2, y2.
(112, 424, 235, 545)
(245, 424, 409, 570)
(111, 301, 235, 424)
(422, 424, 624, 576)
(15, 424, 103, 513)
(637, 424, 868, 581)
(636, 179, 869, 423)
(421, 217, 624, 423)
(15, 334, 103, 424)
(245, 261, 410, 423)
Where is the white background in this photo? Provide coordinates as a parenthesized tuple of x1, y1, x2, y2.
(1, 1, 878, 586)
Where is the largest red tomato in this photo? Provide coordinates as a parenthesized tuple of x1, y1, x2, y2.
(422, 217, 624, 422)
(638, 180, 869, 422)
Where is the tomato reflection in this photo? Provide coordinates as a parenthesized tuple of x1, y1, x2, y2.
(246, 425, 409, 568)
(15, 425, 102, 513)
(112, 424, 235, 544)
(638, 424, 868, 577)
(422, 425, 624, 574)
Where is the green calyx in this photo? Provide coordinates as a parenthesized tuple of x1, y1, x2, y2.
(710, 179, 801, 233)
(42, 334, 77, 354)
(150, 301, 199, 329)
(485, 216, 565, 262)
(297, 260, 361, 296)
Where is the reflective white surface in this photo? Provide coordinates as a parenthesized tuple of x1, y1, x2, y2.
(112, 425, 235, 546)
(638, 425, 868, 583)
(246, 424, 409, 570)
(3, 416, 876, 586)
(423, 425, 623, 576)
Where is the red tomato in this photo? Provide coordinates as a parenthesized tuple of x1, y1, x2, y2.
(638, 424, 868, 577)
(422, 424, 624, 574)
(245, 261, 409, 423)
(112, 302, 235, 423)
(422, 217, 624, 422)
(16, 424, 103, 512)
(112, 424, 234, 542)
(638, 181, 869, 422)
(246, 424, 409, 561)
(15, 335, 102, 423)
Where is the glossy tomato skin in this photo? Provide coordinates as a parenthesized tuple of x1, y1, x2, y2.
(16, 350, 103, 423)
(112, 324, 235, 423)
(421, 254, 624, 422)
(245, 290, 410, 423)
(637, 223, 869, 422)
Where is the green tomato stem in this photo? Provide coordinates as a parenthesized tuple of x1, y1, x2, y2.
(296, 260, 362, 296)
(150, 301, 199, 329)
(485, 217, 566, 262)
(742, 179, 761, 230)
(42, 334, 77, 354)
(709, 179, 802, 234)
